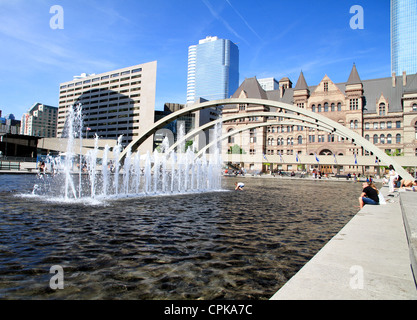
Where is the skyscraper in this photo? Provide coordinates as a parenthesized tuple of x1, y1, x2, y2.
(391, 0, 417, 75)
(186, 36, 239, 104)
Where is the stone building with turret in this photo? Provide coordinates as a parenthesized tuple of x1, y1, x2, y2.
(223, 64, 417, 174)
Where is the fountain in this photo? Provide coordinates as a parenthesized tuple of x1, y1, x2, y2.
(31, 104, 223, 203)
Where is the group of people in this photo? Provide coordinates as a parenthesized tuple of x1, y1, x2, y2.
(359, 164, 417, 209)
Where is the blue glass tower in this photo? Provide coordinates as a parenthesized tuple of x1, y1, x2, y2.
(391, 0, 417, 75)
(187, 36, 239, 103)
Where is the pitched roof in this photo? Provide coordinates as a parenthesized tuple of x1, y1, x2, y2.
(231, 77, 268, 100)
(346, 63, 362, 85)
(404, 73, 417, 94)
(294, 71, 308, 90)
(229, 69, 417, 114)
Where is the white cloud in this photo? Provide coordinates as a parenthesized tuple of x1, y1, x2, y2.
(201, 0, 249, 45)
(225, 0, 262, 41)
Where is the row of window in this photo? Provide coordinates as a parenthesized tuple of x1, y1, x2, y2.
(312, 102, 342, 112)
(60, 69, 142, 89)
(365, 134, 402, 144)
(363, 120, 402, 130)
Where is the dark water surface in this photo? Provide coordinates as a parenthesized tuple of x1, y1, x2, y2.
(0, 174, 361, 300)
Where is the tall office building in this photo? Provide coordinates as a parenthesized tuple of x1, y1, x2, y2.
(57, 61, 157, 152)
(186, 36, 239, 104)
(391, 0, 417, 75)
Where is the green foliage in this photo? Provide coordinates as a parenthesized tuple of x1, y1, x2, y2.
(229, 144, 246, 154)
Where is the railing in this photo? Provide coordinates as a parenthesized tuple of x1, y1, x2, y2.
(0, 161, 21, 171)
(0, 156, 37, 162)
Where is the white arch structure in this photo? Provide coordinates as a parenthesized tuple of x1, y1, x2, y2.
(167, 112, 345, 154)
(194, 121, 335, 158)
(120, 98, 413, 180)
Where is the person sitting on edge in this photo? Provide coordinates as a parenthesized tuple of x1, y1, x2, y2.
(235, 182, 245, 191)
(358, 181, 380, 209)
(400, 179, 417, 191)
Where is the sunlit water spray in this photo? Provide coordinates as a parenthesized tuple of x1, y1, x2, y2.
(30, 105, 224, 204)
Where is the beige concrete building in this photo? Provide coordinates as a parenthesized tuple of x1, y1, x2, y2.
(57, 61, 157, 153)
(223, 64, 417, 175)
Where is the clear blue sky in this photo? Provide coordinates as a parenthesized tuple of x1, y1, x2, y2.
(0, 0, 390, 118)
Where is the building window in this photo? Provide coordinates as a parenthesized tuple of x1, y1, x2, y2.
(365, 134, 370, 141)
(324, 82, 329, 92)
(354, 120, 358, 129)
(298, 136, 303, 145)
(387, 134, 392, 144)
(412, 104, 417, 111)
(228, 129, 234, 144)
(373, 122, 378, 130)
(250, 129, 256, 143)
(331, 103, 335, 112)
(380, 122, 385, 129)
(239, 104, 246, 111)
(415, 121, 417, 139)
(311, 105, 316, 112)
(324, 103, 329, 112)
(365, 122, 370, 130)
(379, 103, 386, 116)
(317, 104, 322, 112)
(396, 134, 401, 144)
(396, 121, 401, 128)
(380, 134, 385, 144)
(337, 102, 342, 111)
(373, 134, 378, 144)
(350, 98, 359, 110)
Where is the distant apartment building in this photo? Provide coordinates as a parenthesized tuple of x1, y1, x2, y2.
(257, 78, 279, 91)
(0, 112, 21, 135)
(20, 103, 58, 138)
(187, 36, 239, 104)
(57, 61, 157, 152)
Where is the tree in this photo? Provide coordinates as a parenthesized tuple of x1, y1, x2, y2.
(229, 144, 246, 154)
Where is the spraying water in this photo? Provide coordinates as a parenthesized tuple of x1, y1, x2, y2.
(31, 104, 224, 203)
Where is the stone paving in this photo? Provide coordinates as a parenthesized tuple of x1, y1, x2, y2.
(271, 186, 417, 300)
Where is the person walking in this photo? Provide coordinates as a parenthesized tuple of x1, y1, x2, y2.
(388, 165, 398, 193)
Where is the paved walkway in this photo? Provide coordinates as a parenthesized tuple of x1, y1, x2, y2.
(271, 186, 417, 300)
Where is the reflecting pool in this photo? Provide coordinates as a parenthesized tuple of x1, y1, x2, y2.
(0, 174, 361, 299)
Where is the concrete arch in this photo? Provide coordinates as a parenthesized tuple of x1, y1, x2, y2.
(195, 121, 335, 159)
(166, 112, 341, 154)
(120, 98, 413, 180)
